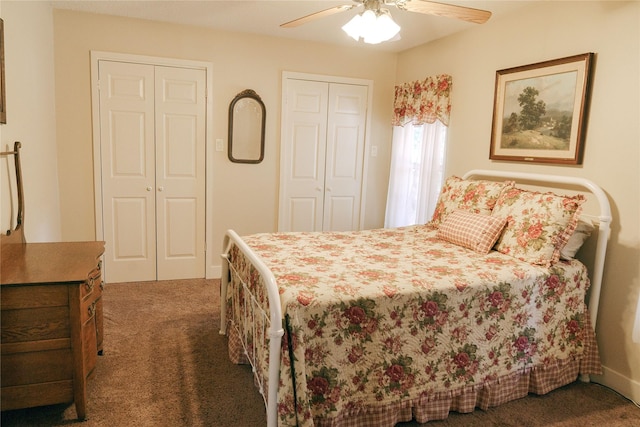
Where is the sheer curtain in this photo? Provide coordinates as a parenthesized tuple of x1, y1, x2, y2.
(385, 75, 452, 228)
(384, 121, 447, 227)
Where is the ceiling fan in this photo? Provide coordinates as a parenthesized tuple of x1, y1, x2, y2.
(281, 0, 492, 44)
(281, 0, 492, 28)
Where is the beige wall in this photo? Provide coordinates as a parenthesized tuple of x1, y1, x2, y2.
(51, 8, 397, 276)
(396, 1, 640, 403)
(0, 1, 61, 241)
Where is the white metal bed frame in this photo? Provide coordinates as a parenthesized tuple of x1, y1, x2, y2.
(220, 170, 612, 427)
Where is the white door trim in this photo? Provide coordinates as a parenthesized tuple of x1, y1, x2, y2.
(90, 51, 216, 279)
(279, 71, 373, 231)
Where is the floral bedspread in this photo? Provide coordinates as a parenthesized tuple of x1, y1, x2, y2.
(225, 225, 598, 427)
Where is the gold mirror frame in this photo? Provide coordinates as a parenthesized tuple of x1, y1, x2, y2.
(228, 89, 265, 164)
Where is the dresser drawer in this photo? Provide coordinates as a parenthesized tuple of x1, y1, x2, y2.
(1, 348, 73, 386)
(1, 380, 74, 412)
(1, 285, 68, 310)
(1, 306, 70, 344)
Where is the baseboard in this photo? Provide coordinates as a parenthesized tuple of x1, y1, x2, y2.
(591, 365, 640, 405)
(208, 264, 222, 279)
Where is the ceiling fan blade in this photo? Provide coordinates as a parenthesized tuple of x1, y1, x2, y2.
(281, 5, 356, 28)
(401, 0, 491, 24)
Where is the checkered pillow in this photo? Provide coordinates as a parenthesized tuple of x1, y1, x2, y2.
(437, 210, 507, 254)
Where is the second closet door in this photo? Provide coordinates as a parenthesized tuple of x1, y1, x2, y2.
(98, 60, 206, 283)
(279, 78, 368, 232)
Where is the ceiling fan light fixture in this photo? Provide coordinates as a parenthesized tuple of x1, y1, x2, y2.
(361, 9, 377, 27)
(342, 14, 363, 41)
(342, 7, 400, 45)
(376, 10, 401, 40)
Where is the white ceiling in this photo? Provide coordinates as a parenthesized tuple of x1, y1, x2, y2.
(50, 0, 532, 52)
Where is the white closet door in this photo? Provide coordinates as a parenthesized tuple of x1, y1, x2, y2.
(279, 79, 329, 232)
(98, 60, 206, 283)
(99, 61, 157, 283)
(154, 66, 206, 280)
(279, 77, 369, 232)
(323, 83, 368, 231)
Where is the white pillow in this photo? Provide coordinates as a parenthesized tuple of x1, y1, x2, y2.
(560, 219, 595, 260)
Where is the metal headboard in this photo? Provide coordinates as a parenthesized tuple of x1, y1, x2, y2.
(462, 169, 612, 331)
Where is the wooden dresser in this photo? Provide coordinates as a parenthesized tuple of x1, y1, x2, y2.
(1, 241, 105, 419)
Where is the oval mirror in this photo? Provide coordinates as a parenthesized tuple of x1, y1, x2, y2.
(228, 89, 265, 164)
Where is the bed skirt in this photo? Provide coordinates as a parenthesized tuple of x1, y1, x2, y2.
(226, 317, 601, 427)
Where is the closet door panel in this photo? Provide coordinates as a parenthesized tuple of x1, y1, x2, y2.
(99, 61, 156, 283)
(280, 79, 329, 232)
(289, 198, 319, 232)
(292, 125, 322, 178)
(323, 83, 368, 232)
(154, 66, 206, 280)
(323, 196, 355, 232)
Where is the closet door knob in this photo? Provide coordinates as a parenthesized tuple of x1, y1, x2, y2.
(316, 187, 322, 192)
(158, 187, 164, 192)
(146, 186, 152, 191)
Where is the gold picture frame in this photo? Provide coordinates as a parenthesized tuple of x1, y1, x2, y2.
(490, 53, 594, 165)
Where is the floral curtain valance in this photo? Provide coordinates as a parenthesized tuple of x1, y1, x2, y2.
(392, 74, 452, 127)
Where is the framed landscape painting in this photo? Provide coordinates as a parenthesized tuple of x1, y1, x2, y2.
(490, 53, 594, 164)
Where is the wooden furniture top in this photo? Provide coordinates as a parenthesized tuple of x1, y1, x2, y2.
(1, 241, 105, 286)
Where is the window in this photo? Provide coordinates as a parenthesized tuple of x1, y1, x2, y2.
(384, 121, 447, 228)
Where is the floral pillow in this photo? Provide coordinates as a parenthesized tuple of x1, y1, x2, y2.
(491, 188, 585, 267)
(430, 176, 515, 227)
(437, 210, 507, 254)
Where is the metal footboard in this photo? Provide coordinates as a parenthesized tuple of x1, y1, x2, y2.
(220, 230, 283, 427)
